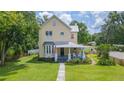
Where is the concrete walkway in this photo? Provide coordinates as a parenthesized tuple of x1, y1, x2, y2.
(91, 58, 96, 65)
(56, 63, 65, 81)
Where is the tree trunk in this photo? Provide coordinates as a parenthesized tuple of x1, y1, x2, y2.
(0, 44, 6, 66)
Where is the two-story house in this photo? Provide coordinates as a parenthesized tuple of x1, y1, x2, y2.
(39, 15, 85, 62)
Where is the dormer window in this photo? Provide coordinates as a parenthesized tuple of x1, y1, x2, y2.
(46, 31, 52, 36)
(52, 20, 56, 26)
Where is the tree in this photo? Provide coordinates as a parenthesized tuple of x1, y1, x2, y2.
(95, 11, 124, 45)
(0, 12, 39, 66)
(37, 14, 49, 25)
(71, 21, 91, 44)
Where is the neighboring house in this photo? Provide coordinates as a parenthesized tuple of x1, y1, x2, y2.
(88, 41, 96, 46)
(39, 15, 85, 62)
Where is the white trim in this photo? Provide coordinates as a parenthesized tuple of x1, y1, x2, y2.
(68, 48, 71, 61)
(55, 48, 58, 61)
(51, 45, 53, 54)
(55, 42, 84, 48)
(45, 45, 47, 56)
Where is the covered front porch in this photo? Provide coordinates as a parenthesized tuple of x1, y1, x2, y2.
(54, 42, 85, 62)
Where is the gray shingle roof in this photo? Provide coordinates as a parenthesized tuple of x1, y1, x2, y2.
(54, 41, 69, 45)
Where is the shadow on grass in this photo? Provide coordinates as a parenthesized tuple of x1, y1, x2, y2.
(0, 78, 7, 81)
(0, 55, 59, 81)
(0, 60, 27, 80)
(26, 56, 59, 64)
(65, 63, 92, 66)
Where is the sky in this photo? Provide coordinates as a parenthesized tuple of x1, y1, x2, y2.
(36, 11, 109, 34)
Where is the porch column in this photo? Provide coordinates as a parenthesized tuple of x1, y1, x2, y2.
(82, 48, 85, 59)
(80, 48, 83, 60)
(83, 49, 85, 59)
(51, 45, 52, 56)
(68, 48, 71, 61)
(54, 48, 58, 62)
(45, 45, 47, 57)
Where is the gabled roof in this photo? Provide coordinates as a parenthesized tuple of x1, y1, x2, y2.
(41, 15, 79, 32)
(41, 15, 71, 30)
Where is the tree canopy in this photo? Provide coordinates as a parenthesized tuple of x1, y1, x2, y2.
(95, 11, 124, 45)
(0, 12, 39, 65)
(71, 21, 91, 44)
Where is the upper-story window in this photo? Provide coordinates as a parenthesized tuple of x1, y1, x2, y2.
(60, 32, 64, 35)
(46, 31, 52, 36)
(71, 34, 74, 39)
(52, 20, 56, 26)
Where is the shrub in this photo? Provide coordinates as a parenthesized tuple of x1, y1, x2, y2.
(65, 58, 82, 64)
(6, 48, 15, 57)
(97, 58, 116, 66)
(83, 57, 92, 64)
(97, 44, 113, 58)
(65, 57, 92, 65)
(38, 57, 55, 63)
(113, 46, 124, 52)
(72, 58, 81, 64)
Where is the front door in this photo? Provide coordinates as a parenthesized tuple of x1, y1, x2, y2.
(60, 48, 64, 56)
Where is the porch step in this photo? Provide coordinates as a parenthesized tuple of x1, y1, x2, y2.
(58, 57, 68, 62)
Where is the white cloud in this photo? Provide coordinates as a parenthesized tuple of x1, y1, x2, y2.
(53, 11, 67, 16)
(59, 13, 72, 25)
(38, 11, 53, 20)
(82, 20, 85, 23)
(90, 11, 105, 29)
(37, 11, 72, 25)
(91, 11, 103, 15)
(91, 17, 104, 29)
(42, 12, 53, 18)
(79, 11, 87, 15)
(79, 11, 89, 17)
(85, 15, 90, 18)
(88, 27, 98, 34)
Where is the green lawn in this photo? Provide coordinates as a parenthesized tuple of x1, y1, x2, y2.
(0, 55, 59, 81)
(66, 64, 124, 81)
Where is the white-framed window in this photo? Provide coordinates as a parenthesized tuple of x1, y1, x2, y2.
(60, 32, 64, 35)
(44, 46, 45, 54)
(49, 45, 51, 54)
(46, 45, 49, 54)
(46, 31, 52, 36)
(44, 45, 53, 55)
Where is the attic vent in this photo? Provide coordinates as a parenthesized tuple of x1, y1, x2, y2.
(52, 20, 56, 26)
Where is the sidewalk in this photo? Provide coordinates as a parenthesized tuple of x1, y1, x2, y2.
(56, 63, 65, 81)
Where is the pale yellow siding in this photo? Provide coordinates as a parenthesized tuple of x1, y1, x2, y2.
(39, 17, 73, 57)
(70, 32, 77, 44)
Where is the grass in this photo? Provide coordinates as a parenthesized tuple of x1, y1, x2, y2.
(65, 64, 124, 81)
(0, 55, 59, 81)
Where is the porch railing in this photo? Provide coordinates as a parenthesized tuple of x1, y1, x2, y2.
(57, 54, 85, 62)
